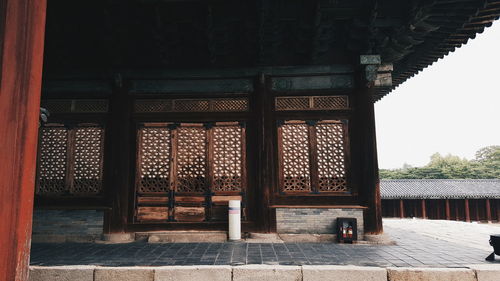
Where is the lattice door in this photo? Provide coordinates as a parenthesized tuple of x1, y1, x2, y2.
(212, 124, 244, 192)
(73, 126, 105, 194)
(37, 126, 68, 194)
(278, 120, 349, 194)
(137, 126, 172, 194)
(36, 124, 104, 196)
(316, 122, 347, 192)
(134, 122, 246, 223)
(175, 125, 208, 193)
(278, 123, 312, 192)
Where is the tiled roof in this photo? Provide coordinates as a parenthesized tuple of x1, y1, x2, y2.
(380, 179, 500, 199)
(376, 1, 500, 101)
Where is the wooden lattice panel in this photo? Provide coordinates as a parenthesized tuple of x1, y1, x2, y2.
(134, 98, 249, 113)
(212, 125, 242, 192)
(173, 100, 210, 112)
(176, 126, 207, 193)
(316, 122, 347, 192)
(280, 123, 311, 192)
(41, 99, 108, 113)
(73, 100, 109, 113)
(275, 96, 348, 111)
(37, 127, 68, 194)
(73, 127, 104, 194)
(312, 96, 348, 110)
(40, 100, 72, 113)
(212, 99, 249, 112)
(135, 100, 173, 113)
(137, 127, 171, 193)
(275, 97, 310, 111)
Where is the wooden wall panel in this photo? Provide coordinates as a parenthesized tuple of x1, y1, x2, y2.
(0, 0, 47, 280)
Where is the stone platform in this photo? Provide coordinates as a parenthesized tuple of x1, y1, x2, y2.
(29, 219, 500, 280)
(29, 264, 500, 281)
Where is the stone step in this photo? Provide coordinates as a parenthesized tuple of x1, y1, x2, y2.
(29, 265, 499, 281)
(136, 231, 228, 243)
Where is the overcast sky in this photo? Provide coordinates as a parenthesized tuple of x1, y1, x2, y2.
(375, 21, 500, 169)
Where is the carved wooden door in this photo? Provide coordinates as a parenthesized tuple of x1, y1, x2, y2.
(135, 122, 246, 223)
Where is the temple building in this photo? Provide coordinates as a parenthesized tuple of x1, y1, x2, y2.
(1, 0, 500, 279)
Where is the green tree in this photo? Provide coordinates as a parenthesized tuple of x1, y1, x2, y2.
(380, 146, 500, 179)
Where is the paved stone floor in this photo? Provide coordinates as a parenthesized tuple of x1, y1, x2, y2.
(384, 218, 500, 251)
(30, 219, 500, 268)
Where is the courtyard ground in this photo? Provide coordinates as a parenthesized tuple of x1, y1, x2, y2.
(29, 219, 500, 268)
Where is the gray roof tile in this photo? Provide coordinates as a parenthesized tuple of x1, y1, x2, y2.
(380, 179, 500, 199)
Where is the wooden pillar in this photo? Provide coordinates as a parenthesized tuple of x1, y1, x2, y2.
(0, 0, 47, 280)
(103, 77, 132, 234)
(465, 199, 470, 222)
(413, 200, 418, 218)
(399, 199, 405, 218)
(486, 199, 492, 222)
(475, 200, 480, 222)
(445, 199, 451, 220)
(455, 200, 460, 221)
(351, 58, 382, 234)
(436, 200, 441, 220)
(255, 74, 274, 232)
(421, 199, 427, 219)
(497, 200, 500, 222)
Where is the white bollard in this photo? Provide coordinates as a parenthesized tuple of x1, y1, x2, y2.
(228, 200, 241, 240)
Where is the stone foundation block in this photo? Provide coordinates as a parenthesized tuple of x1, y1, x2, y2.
(29, 266, 95, 281)
(468, 264, 500, 281)
(94, 267, 154, 281)
(233, 265, 302, 281)
(387, 267, 475, 281)
(100, 233, 135, 243)
(155, 266, 232, 281)
(302, 265, 386, 281)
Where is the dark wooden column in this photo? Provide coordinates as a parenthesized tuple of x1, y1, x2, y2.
(445, 199, 451, 220)
(421, 199, 427, 219)
(399, 199, 405, 218)
(103, 77, 132, 234)
(351, 57, 382, 234)
(465, 199, 470, 222)
(497, 200, 500, 222)
(255, 74, 274, 232)
(486, 199, 492, 222)
(0, 0, 47, 280)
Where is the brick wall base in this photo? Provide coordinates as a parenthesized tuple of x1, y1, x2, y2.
(32, 209, 104, 242)
(276, 208, 364, 239)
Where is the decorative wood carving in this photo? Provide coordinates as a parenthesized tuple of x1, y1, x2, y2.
(37, 124, 105, 196)
(279, 123, 311, 192)
(278, 120, 349, 194)
(212, 125, 243, 192)
(137, 126, 171, 193)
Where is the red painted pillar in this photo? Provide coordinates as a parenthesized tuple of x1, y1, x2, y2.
(445, 199, 451, 220)
(486, 199, 492, 222)
(0, 0, 47, 280)
(465, 199, 471, 222)
(497, 200, 500, 222)
(421, 199, 427, 219)
(399, 199, 404, 218)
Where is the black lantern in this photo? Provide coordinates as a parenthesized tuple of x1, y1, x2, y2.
(486, 234, 500, 261)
